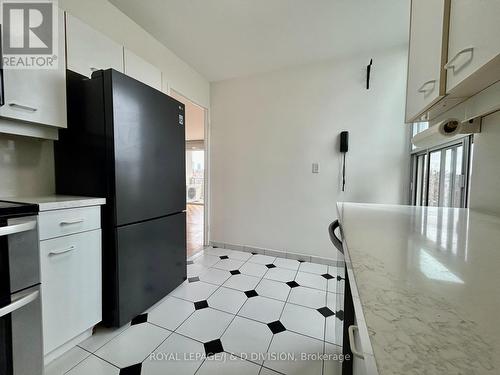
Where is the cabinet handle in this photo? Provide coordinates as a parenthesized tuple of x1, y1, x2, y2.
(59, 218, 84, 225)
(8, 103, 38, 112)
(49, 245, 76, 256)
(444, 47, 474, 72)
(417, 80, 436, 93)
(348, 325, 365, 359)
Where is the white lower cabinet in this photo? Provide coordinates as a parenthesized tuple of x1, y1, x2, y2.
(38, 205, 102, 362)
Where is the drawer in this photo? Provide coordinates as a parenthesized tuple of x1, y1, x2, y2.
(39, 206, 100, 240)
(40, 230, 102, 355)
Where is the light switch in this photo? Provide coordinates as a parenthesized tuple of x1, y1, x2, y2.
(312, 163, 320, 174)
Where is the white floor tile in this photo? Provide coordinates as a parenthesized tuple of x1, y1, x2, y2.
(148, 296, 195, 331)
(326, 292, 338, 312)
(280, 303, 325, 340)
(328, 278, 345, 294)
(204, 247, 230, 257)
(247, 254, 276, 265)
(259, 367, 282, 375)
(199, 268, 232, 285)
(325, 314, 341, 345)
(221, 316, 273, 365)
(299, 262, 328, 275)
(213, 258, 245, 271)
(78, 324, 130, 353)
(226, 250, 253, 261)
(171, 281, 218, 302)
(196, 355, 261, 375)
(273, 258, 300, 271)
(238, 296, 284, 324)
(324, 343, 343, 374)
(263, 267, 296, 282)
(223, 274, 260, 291)
(66, 354, 119, 375)
(177, 308, 233, 342)
(264, 331, 324, 375)
(239, 262, 268, 278)
(328, 265, 345, 278)
(194, 254, 221, 268)
(208, 287, 247, 314)
(288, 287, 327, 309)
(295, 272, 327, 291)
(188, 263, 208, 277)
(44, 346, 90, 375)
(141, 333, 205, 375)
(255, 278, 290, 301)
(95, 323, 170, 368)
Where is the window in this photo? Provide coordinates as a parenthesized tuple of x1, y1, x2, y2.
(410, 136, 473, 208)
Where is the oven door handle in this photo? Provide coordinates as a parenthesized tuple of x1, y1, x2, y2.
(0, 220, 37, 237)
(0, 290, 39, 318)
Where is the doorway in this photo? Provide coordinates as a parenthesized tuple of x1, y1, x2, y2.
(170, 90, 208, 258)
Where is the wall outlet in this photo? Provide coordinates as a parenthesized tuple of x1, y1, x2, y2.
(312, 162, 320, 174)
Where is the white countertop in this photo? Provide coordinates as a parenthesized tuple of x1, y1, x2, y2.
(5, 195, 106, 211)
(337, 202, 500, 375)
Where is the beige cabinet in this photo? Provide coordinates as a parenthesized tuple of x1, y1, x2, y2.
(0, 11, 66, 129)
(123, 48, 162, 91)
(65, 13, 124, 78)
(406, 0, 450, 122)
(445, 0, 500, 97)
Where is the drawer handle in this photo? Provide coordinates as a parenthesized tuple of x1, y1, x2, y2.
(348, 325, 365, 359)
(60, 218, 84, 225)
(49, 245, 76, 256)
(417, 80, 436, 94)
(444, 47, 474, 72)
(8, 102, 38, 112)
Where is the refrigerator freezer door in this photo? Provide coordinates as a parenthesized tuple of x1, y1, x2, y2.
(110, 72, 186, 226)
(115, 213, 186, 326)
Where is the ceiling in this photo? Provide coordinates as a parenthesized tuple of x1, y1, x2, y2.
(110, 0, 410, 82)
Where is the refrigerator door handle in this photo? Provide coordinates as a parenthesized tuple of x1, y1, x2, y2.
(0, 290, 39, 318)
(0, 27, 5, 107)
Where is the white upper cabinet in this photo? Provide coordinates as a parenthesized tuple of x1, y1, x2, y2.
(65, 13, 124, 78)
(406, 0, 450, 122)
(123, 48, 162, 91)
(445, 0, 500, 96)
(0, 11, 67, 129)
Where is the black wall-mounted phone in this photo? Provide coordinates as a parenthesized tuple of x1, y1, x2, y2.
(340, 131, 349, 191)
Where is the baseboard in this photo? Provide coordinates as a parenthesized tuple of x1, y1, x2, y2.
(209, 241, 342, 267)
(44, 328, 93, 365)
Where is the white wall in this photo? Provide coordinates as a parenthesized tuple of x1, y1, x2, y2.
(469, 111, 500, 215)
(0, 134, 55, 197)
(59, 0, 209, 109)
(210, 48, 410, 258)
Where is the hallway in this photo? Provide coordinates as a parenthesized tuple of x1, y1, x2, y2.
(187, 203, 204, 257)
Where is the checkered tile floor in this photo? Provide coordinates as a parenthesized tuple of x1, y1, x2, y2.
(45, 247, 345, 375)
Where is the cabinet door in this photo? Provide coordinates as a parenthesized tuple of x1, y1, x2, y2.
(406, 0, 450, 122)
(123, 48, 162, 91)
(446, 0, 500, 95)
(0, 11, 66, 128)
(65, 13, 124, 78)
(40, 230, 102, 355)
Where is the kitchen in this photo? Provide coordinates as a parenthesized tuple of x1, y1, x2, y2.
(0, 0, 500, 374)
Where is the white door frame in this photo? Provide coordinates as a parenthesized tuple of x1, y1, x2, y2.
(170, 88, 210, 248)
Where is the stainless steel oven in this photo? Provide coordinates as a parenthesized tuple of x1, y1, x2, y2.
(0, 202, 42, 375)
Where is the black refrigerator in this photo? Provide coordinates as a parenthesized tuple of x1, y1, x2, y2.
(55, 69, 187, 327)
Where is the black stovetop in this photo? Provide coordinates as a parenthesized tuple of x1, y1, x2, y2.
(0, 201, 39, 218)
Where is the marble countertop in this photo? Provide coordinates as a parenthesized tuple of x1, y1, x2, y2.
(4, 195, 106, 211)
(337, 202, 500, 375)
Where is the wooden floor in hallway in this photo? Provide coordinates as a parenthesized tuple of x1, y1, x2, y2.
(187, 203, 204, 257)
